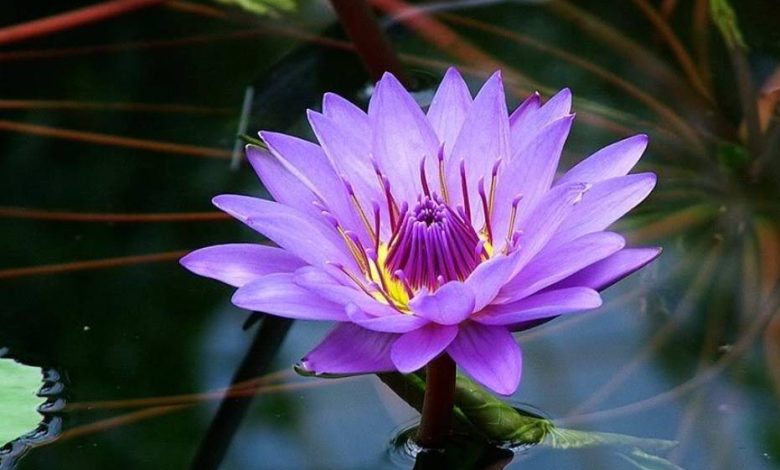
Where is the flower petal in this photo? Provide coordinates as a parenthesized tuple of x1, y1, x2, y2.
(322, 92, 371, 142)
(551, 247, 662, 291)
(504, 182, 590, 276)
(427, 67, 472, 155)
(259, 131, 368, 241)
(446, 71, 510, 221)
(232, 273, 348, 320)
(307, 110, 381, 211)
(493, 115, 575, 243)
(391, 324, 458, 373)
(346, 304, 429, 333)
(299, 323, 397, 375)
(463, 251, 522, 311)
(475, 287, 602, 326)
(369, 72, 440, 201)
(447, 322, 522, 395)
(549, 173, 657, 248)
(508, 92, 541, 131)
(408, 281, 475, 325)
(246, 145, 320, 217)
(212, 195, 354, 270)
(499, 232, 625, 302)
(293, 266, 398, 316)
(510, 88, 571, 155)
(180, 243, 305, 287)
(556, 134, 648, 186)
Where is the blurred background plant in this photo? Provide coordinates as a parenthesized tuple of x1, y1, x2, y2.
(0, 0, 779, 469)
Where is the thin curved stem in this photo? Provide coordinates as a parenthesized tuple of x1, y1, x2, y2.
(0, 0, 166, 46)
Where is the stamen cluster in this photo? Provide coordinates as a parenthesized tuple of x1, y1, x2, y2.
(386, 195, 481, 291)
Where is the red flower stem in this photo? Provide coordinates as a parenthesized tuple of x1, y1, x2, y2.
(416, 353, 456, 448)
(328, 0, 411, 87)
(0, 0, 166, 47)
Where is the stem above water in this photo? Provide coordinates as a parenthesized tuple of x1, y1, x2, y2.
(416, 354, 456, 448)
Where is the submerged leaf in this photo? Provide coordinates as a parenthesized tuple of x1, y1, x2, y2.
(616, 447, 686, 470)
(542, 428, 677, 452)
(0, 357, 43, 446)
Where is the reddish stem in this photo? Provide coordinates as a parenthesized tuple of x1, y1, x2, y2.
(0, 0, 166, 47)
(416, 354, 456, 448)
(329, 0, 410, 86)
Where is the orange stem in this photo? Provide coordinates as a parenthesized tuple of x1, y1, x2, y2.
(0, 207, 229, 223)
(0, 251, 188, 280)
(0, 120, 231, 159)
(0, 0, 167, 46)
(0, 99, 232, 115)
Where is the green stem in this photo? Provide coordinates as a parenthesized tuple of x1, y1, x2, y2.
(415, 354, 456, 448)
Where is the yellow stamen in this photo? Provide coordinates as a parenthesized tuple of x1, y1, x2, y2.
(337, 227, 370, 274)
(349, 193, 376, 243)
(438, 157, 449, 204)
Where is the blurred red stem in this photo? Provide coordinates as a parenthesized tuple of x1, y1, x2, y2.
(329, 0, 410, 86)
(0, 0, 166, 46)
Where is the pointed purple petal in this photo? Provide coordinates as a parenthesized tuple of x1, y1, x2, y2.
(508, 92, 541, 128)
(391, 324, 458, 373)
(510, 88, 571, 155)
(180, 244, 305, 287)
(369, 72, 440, 201)
(493, 115, 575, 243)
(231, 273, 348, 320)
(346, 304, 429, 333)
(446, 71, 510, 218)
(556, 134, 648, 186)
(307, 110, 382, 207)
(427, 67, 472, 155)
(408, 281, 475, 325)
(322, 92, 371, 142)
(551, 247, 662, 291)
(246, 145, 320, 217)
(299, 323, 397, 375)
(499, 232, 625, 302)
(476, 287, 602, 326)
(502, 182, 590, 276)
(447, 322, 522, 395)
(259, 131, 368, 242)
(212, 195, 355, 270)
(549, 173, 657, 248)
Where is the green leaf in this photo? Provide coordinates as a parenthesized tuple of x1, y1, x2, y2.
(0, 357, 44, 446)
(710, 0, 747, 49)
(616, 447, 687, 470)
(377, 371, 677, 458)
(542, 428, 678, 452)
(212, 0, 295, 16)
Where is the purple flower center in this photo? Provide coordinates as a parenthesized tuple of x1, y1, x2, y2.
(385, 194, 481, 291)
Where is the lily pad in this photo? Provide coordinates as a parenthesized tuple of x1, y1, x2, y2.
(0, 357, 43, 446)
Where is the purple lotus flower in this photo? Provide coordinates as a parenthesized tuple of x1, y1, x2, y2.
(181, 68, 659, 395)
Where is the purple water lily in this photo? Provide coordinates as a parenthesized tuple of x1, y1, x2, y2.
(181, 68, 659, 396)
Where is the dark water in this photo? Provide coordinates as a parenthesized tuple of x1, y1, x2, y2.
(1, 1, 779, 468)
